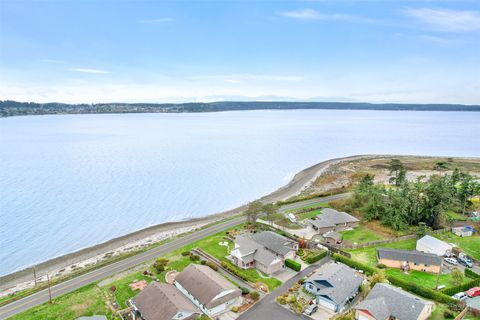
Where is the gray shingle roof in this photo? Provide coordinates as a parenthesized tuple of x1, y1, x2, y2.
(417, 235, 452, 253)
(305, 262, 363, 305)
(377, 248, 442, 266)
(308, 208, 359, 229)
(175, 264, 241, 309)
(133, 282, 200, 320)
(355, 283, 433, 320)
(251, 231, 296, 256)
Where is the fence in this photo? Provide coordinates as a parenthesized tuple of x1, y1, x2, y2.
(340, 234, 417, 249)
(321, 243, 351, 258)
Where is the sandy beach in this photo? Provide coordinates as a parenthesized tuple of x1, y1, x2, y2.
(0, 154, 410, 295)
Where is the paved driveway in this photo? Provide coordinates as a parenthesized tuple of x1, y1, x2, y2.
(239, 257, 331, 320)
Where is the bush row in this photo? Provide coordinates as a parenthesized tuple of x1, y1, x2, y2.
(221, 261, 251, 283)
(465, 268, 480, 279)
(441, 278, 480, 296)
(332, 254, 376, 276)
(386, 274, 459, 305)
(285, 259, 301, 272)
(305, 250, 328, 264)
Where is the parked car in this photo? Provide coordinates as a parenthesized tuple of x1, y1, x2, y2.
(304, 304, 318, 316)
(466, 287, 480, 298)
(452, 292, 469, 301)
(458, 257, 473, 268)
(444, 257, 458, 265)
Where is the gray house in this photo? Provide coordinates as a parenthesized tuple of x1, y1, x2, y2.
(304, 262, 363, 312)
(308, 208, 360, 234)
(230, 231, 298, 275)
(131, 282, 201, 320)
(355, 283, 434, 320)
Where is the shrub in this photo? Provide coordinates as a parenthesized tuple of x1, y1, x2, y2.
(297, 277, 305, 285)
(231, 306, 239, 313)
(286, 294, 296, 303)
(443, 309, 455, 319)
(451, 268, 464, 286)
(153, 258, 169, 273)
(441, 278, 480, 296)
(465, 268, 480, 279)
(206, 261, 218, 271)
(276, 296, 286, 305)
(189, 254, 200, 261)
(181, 251, 190, 256)
(377, 263, 387, 269)
(332, 254, 376, 276)
(221, 261, 249, 282)
(240, 287, 250, 295)
(200, 260, 207, 265)
(109, 285, 116, 293)
(250, 291, 260, 301)
(296, 248, 305, 256)
(305, 250, 327, 264)
(285, 259, 301, 272)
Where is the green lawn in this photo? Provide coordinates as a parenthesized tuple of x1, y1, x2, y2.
(385, 268, 469, 290)
(297, 209, 322, 220)
(101, 272, 153, 309)
(340, 225, 385, 244)
(286, 202, 329, 213)
(346, 238, 417, 265)
(10, 283, 111, 320)
(445, 210, 468, 221)
(434, 233, 480, 260)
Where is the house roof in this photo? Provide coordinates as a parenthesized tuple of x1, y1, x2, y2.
(377, 248, 442, 266)
(251, 231, 296, 256)
(417, 235, 452, 253)
(133, 282, 200, 320)
(175, 264, 241, 309)
(323, 231, 342, 242)
(305, 262, 363, 305)
(233, 232, 284, 266)
(355, 283, 433, 320)
(308, 208, 359, 229)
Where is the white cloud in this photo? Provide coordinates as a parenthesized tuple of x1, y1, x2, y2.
(405, 8, 480, 32)
(278, 9, 374, 23)
(138, 18, 174, 24)
(69, 68, 111, 74)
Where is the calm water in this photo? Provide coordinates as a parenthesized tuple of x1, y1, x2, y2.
(0, 110, 479, 276)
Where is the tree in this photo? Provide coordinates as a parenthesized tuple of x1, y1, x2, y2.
(457, 175, 480, 215)
(388, 159, 405, 186)
(451, 268, 464, 286)
(262, 203, 278, 221)
(245, 200, 263, 223)
(153, 258, 169, 273)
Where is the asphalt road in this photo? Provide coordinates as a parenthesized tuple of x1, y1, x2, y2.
(0, 216, 246, 320)
(279, 193, 351, 213)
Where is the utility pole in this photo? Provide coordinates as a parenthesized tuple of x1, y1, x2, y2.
(435, 264, 442, 290)
(46, 273, 52, 304)
(33, 267, 37, 286)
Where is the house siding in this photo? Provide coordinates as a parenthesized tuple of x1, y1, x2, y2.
(378, 258, 441, 274)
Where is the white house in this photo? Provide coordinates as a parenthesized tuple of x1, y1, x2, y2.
(452, 226, 474, 237)
(174, 264, 241, 317)
(416, 235, 453, 256)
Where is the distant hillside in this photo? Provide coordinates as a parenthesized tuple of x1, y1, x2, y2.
(1, 100, 479, 117)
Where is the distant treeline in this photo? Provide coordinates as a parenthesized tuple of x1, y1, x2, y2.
(1, 100, 479, 117)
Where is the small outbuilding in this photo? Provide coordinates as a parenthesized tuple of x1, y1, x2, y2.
(416, 235, 453, 256)
(452, 226, 474, 237)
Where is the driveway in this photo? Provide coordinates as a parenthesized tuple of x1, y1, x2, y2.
(239, 257, 331, 320)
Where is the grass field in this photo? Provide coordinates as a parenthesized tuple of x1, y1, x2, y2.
(286, 202, 330, 213)
(340, 225, 386, 244)
(101, 272, 153, 309)
(434, 233, 480, 260)
(385, 269, 469, 290)
(297, 209, 322, 220)
(10, 284, 111, 320)
(346, 238, 417, 265)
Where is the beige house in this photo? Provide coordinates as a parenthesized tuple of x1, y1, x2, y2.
(308, 208, 359, 234)
(131, 282, 201, 320)
(230, 231, 298, 275)
(355, 283, 434, 320)
(175, 264, 242, 317)
(377, 248, 442, 274)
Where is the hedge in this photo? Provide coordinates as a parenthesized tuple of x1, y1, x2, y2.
(441, 278, 480, 296)
(221, 261, 250, 282)
(386, 274, 459, 305)
(465, 268, 480, 279)
(332, 254, 376, 276)
(285, 259, 301, 272)
(305, 250, 328, 264)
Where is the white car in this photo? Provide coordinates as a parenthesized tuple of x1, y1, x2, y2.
(444, 257, 458, 265)
(452, 292, 468, 301)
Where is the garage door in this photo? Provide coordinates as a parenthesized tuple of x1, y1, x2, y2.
(316, 297, 337, 312)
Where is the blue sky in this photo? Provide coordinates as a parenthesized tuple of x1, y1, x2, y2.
(0, 0, 479, 104)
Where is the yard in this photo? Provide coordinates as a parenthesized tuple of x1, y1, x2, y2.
(10, 283, 111, 320)
(346, 238, 417, 265)
(434, 233, 480, 260)
(340, 225, 386, 244)
(101, 272, 153, 309)
(385, 269, 470, 290)
(297, 209, 322, 220)
(285, 201, 329, 213)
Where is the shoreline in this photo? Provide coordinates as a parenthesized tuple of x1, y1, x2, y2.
(0, 153, 463, 295)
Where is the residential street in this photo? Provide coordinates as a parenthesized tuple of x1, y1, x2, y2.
(239, 257, 331, 320)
